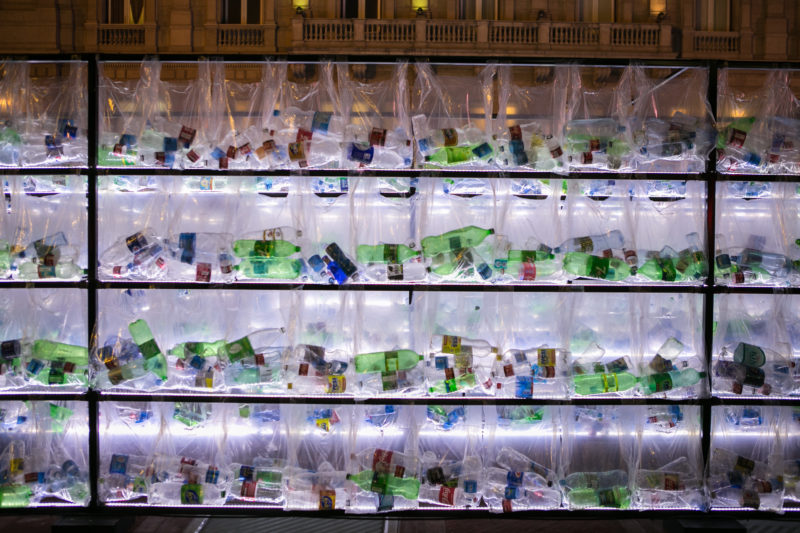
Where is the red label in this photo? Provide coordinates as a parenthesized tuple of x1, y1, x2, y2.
(394, 465, 405, 478)
(241, 480, 257, 498)
(439, 485, 456, 505)
(372, 449, 393, 471)
(186, 150, 200, 162)
(298, 363, 309, 376)
(589, 139, 600, 151)
(63, 362, 75, 373)
(296, 128, 313, 142)
(503, 364, 514, 377)
(226, 146, 237, 159)
(196, 262, 212, 282)
(262, 139, 276, 152)
(113, 266, 123, 276)
(219, 157, 228, 169)
(502, 499, 513, 513)
(444, 368, 455, 381)
(370, 128, 387, 146)
(521, 261, 536, 281)
(238, 143, 252, 156)
(254, 353, 265, 366)
(581, 151, 593, 164)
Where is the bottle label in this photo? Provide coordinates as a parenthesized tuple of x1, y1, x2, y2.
(454, 351, 473, 369)
(383, 244, 399, 263)
(205, 467, 219, 484)
(734, 343, 766, 368)
(504, 486, 520, 500)
(509, 125, 522, 140)
(503, 363, 514, 377)
(1, 340, 20, 360)
(137, 339, 161, 360)
(606, 357, 628, 373)
(596, 488, 618, 507)
(319, 489, 336, 510)
(538, 348, 556, 367)
(377, 493, 394, 511)
(438, 485, 456, 505)
(288, 141, 306, 162)
(601, 373, 619, 392)
(426, 466, 445, 485)
(741, 488, 760, 509)
(520, 261, 536, 281)
(387, 263, 403, 281)
(384, 351, 399, 372)
(663, 473, 680, 490)
(311, 112, 332, 134)
(444, 377, 458, 393)
(729, 129, 747, 147)
(226, 337, 255, 363)
(649, 354, 673, 373)
(734, 456, 755, 475)
(240, 480, 257, 498)
(444, 368, 455, 381)
(372, 449, 393, 472)
(381, 372, 398, 391)
(442, 128, 458, 146)
(349, 143, 374, 163)
(178, 125, 196, 147)
(472, 142, 493, 159)
(441, 335, 462, 354)
(180, 484, 203, 504)
(463, 480, 477, 494)
(507, 471, 524, 487)
(502, 499, 513, 512)
(577, 236, 593, 253)
(326, 375, 346, 393)
(650, 373, 673, 392)
(370, 128, 387, 146)
(109, 454, 128, 475)
(195, 262, 212, 282)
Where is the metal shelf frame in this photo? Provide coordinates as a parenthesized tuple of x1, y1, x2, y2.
(0, 54, 798, 518)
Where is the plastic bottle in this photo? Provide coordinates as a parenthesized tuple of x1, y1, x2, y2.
(635, 255, 680, 282)
(563, 252, 632, 281)
(568, 486, 630, 508)
(351, 448, 419, 477)
(165, 233, 233, 265)
(354, 349, 423, 374)
(148, 481, 225, 505)
(640, 368, 706, 394)
(292, 344, 348, 376)
(564, 470, 628, 491)
(347, 470, 420, 500)
(427, 248, 492, 280)
(421, 226, 494, 257)
(496, 447, 555, 482)
(554, 230, 624, 254)
(225, 328, 285, 364)
(233, 239, 300, 258)
(573, 371, 637, 395)
(234, 258, 302, 279)
(363, 262, 427, 282)
(430, 334, 498, 360)
(428, 371, 476, 394)
(99, 229, 166, 279)
(0, 485, 32, 508)
(169, 340, 227, 360)
(13, 231, 69, 261)
(31, 340, 88, 365)
(128, 319, 167, 381)
(564, 118, 621, 141)
(709, 448, 770, 482)
(17, 260, 83, 280)
(734, 248, 794, 279)
(356, 244, 419, 264)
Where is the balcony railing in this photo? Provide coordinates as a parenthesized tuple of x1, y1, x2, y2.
(292, 18, 674, 58)
(489, 21, 538, 45)
(98, 25, 145, 48)
(217, 25, 267, 48)
(693, 31, 741, 56)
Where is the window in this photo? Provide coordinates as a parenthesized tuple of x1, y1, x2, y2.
(696, 0, 729, 31)
(456, 0, 475, 20)
(341, 1, 379, 18)
(104, 0, 144, 24)
(578, 0, 615, 23)
(221, 0, 261, 25)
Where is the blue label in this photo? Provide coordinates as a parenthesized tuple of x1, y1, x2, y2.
(109, 454, 128, 475)
(205, 467, 219, 484)
(516, 376, 534, 399)
(239, 465, 254, 481)
(120, 134, 137, 147)
(179, 233, 197, 251)
(472, 142, 493, 158)
(349, 144, 374, 163)
(507, 471, 524, 487)
(189, 355, 205, 370)
(504, 485, 520, 500)
(463, 479, 477, 493)
(163, 137, 178, 152)
(311, 111, 332, 134)
(435, 356, 449, 370)
(210, 147, 225, 160)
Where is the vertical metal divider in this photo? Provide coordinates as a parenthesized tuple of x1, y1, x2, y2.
(702, 61, 719, 471)
(87, 54, 100, 511)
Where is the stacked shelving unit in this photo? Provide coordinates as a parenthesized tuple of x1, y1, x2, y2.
(0, 56, 798, 518)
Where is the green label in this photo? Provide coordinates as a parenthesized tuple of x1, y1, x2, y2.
(385, 351, 399, 372)
(651, 373, 673, 392)
(137, 339, 161, 360)
(227, 337, 255, 363)
(181, 484, 203, 504)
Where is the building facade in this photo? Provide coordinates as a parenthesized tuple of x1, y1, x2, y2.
(0, 0, 797, 61)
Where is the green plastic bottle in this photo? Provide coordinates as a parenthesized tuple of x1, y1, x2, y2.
(168, 340, 227, 359)
(347, 470, 420, 500)
(424, 143, 493, 166)
(641, 368, 706, 394)
(563, 252, 631, 281)
(354, 350, 423, 373)
(429, 372, 477, 394)
(717, 117, 756, 149)
(232, 239, 300, 258)
(128, 319, 168, 381)
(0, 485, 32, 508)
(235, 258, 302, 279)
(356, 244, 419, 264)
(31, 340, 88, 365)
(573, 371, 637, 395)
(636, 256, 679, 282)
(508, 249, 555, 263)
(568, 486, 630, 508)
(421, 226, 494, 257)
(0, 240, 10, 275)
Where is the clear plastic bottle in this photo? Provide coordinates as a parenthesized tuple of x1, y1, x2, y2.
(554, 230, 624, 254)
(495, 447, 555, 483)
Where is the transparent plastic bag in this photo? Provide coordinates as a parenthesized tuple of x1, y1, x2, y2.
(273, 62, 343, 170)
(564, 66, 635, 172)
(0, 288, 88, 391)
(348, 405, 419, 513)
(0, 400, 89, 507)
(630, 66, 715, 173)
(300, 181, 358, 285)
(493, 179, 564, 284)
(781, 295, 800, 396)
(339, 63, 412, 170)
(231, 179, 306, 282)
(352, 178, 424, 283)
(0, 61, 88, 168)
(416, 405, 483, 509)
(561, 180, 636, 283)
(717, 69, 800, 174)
(629, 180, 708, 284)
(416, 291, 501, 397)
(712, 293, 794, 398)
(494, 292, 571, 399)
(163, 178, 237, 283)
(780, 407, 800, 508)
(567, 293, 638, 398)
(225, 403, 287, 506)
(493, 65, 568, 173)
(636, 293, 706, 399)
(562, 405, 636, 509)
(714, 181, 798, 286)
(286, 291, 354, 396)
(418, 178, 498, 284)
(707, 405, 784, 511)
(483, 405, 562, 512)
(352, 292, 424, 397)
(412, 64, 495, 169)
(97, 177, 169, 280)
(7, 175, 87, 281)
(284, 404, 349, 510)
